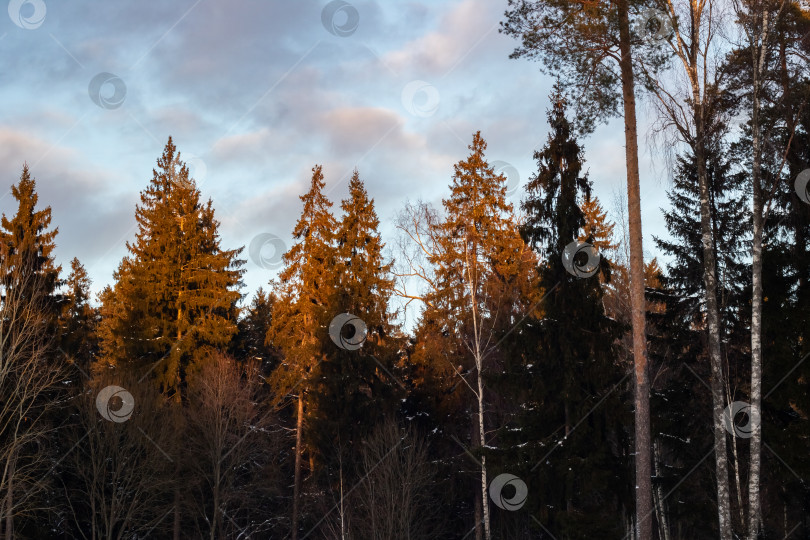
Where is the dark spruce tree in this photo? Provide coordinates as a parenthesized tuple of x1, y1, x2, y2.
(231, 287, 281, 374)
(497, 93, 629, 538)
(58, 257, 99, 372)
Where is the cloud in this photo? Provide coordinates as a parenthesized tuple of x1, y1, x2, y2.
(382, 0, 499, 76)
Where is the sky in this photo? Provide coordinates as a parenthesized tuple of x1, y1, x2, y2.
(0, 0, 675, 313)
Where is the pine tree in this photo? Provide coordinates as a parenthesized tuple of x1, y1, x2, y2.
(501, 5, 662, 531)
(266, 164, 338, 540)
(501, 95, 628, 537)
(0, 164, 60, 308)
(96, 137, 244, 398)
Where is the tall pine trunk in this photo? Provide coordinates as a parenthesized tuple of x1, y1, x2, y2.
(616, 2, 652, 538)
(292, 392, 303, 540)
(695, 113, 733, 540)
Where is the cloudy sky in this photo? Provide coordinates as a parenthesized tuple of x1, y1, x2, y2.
(0, 0, 673, 308)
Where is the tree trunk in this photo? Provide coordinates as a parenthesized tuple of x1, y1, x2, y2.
(747, 12, 768, 540)
(653, 440, 671, 540)
(476, 355, 491, 540)
(471, 411, 483, 540)
(616, 2, 652, 538)
(292, 392, 304, 540)
(4, 452, 13, 540)
(173, 487, 181, 540)
(695, 113, 733, 540)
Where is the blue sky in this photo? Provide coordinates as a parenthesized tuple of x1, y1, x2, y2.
(0, 0, 673, 308)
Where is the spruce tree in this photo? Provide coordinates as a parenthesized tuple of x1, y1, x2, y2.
(500, 95, 628, 537)
(0, 164, 60, 307)
(413, 131, 533, 539)
(308, 170, 399, 482)
(96, 137, 244, 398)
(58, 258, 98, 370)
(266, 164, 338, 540)
(230, 287, 281, 373)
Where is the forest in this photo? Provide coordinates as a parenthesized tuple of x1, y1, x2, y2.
(1, 0, 810, 539)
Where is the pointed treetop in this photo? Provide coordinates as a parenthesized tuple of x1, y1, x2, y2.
(0, 163, 60, 294)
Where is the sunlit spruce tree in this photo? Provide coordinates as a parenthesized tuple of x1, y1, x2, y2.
(266, 164, 338, 540)
(500, 94, 629, 538)
(0, 164, 61, 312)
(408, 131, 534, 539)
(308, 170, 400, 497)
(96, 137, 244, 399)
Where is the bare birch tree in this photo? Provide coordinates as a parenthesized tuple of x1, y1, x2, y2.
(395, 132, 536, 540)
(636, 2, 736, 536)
